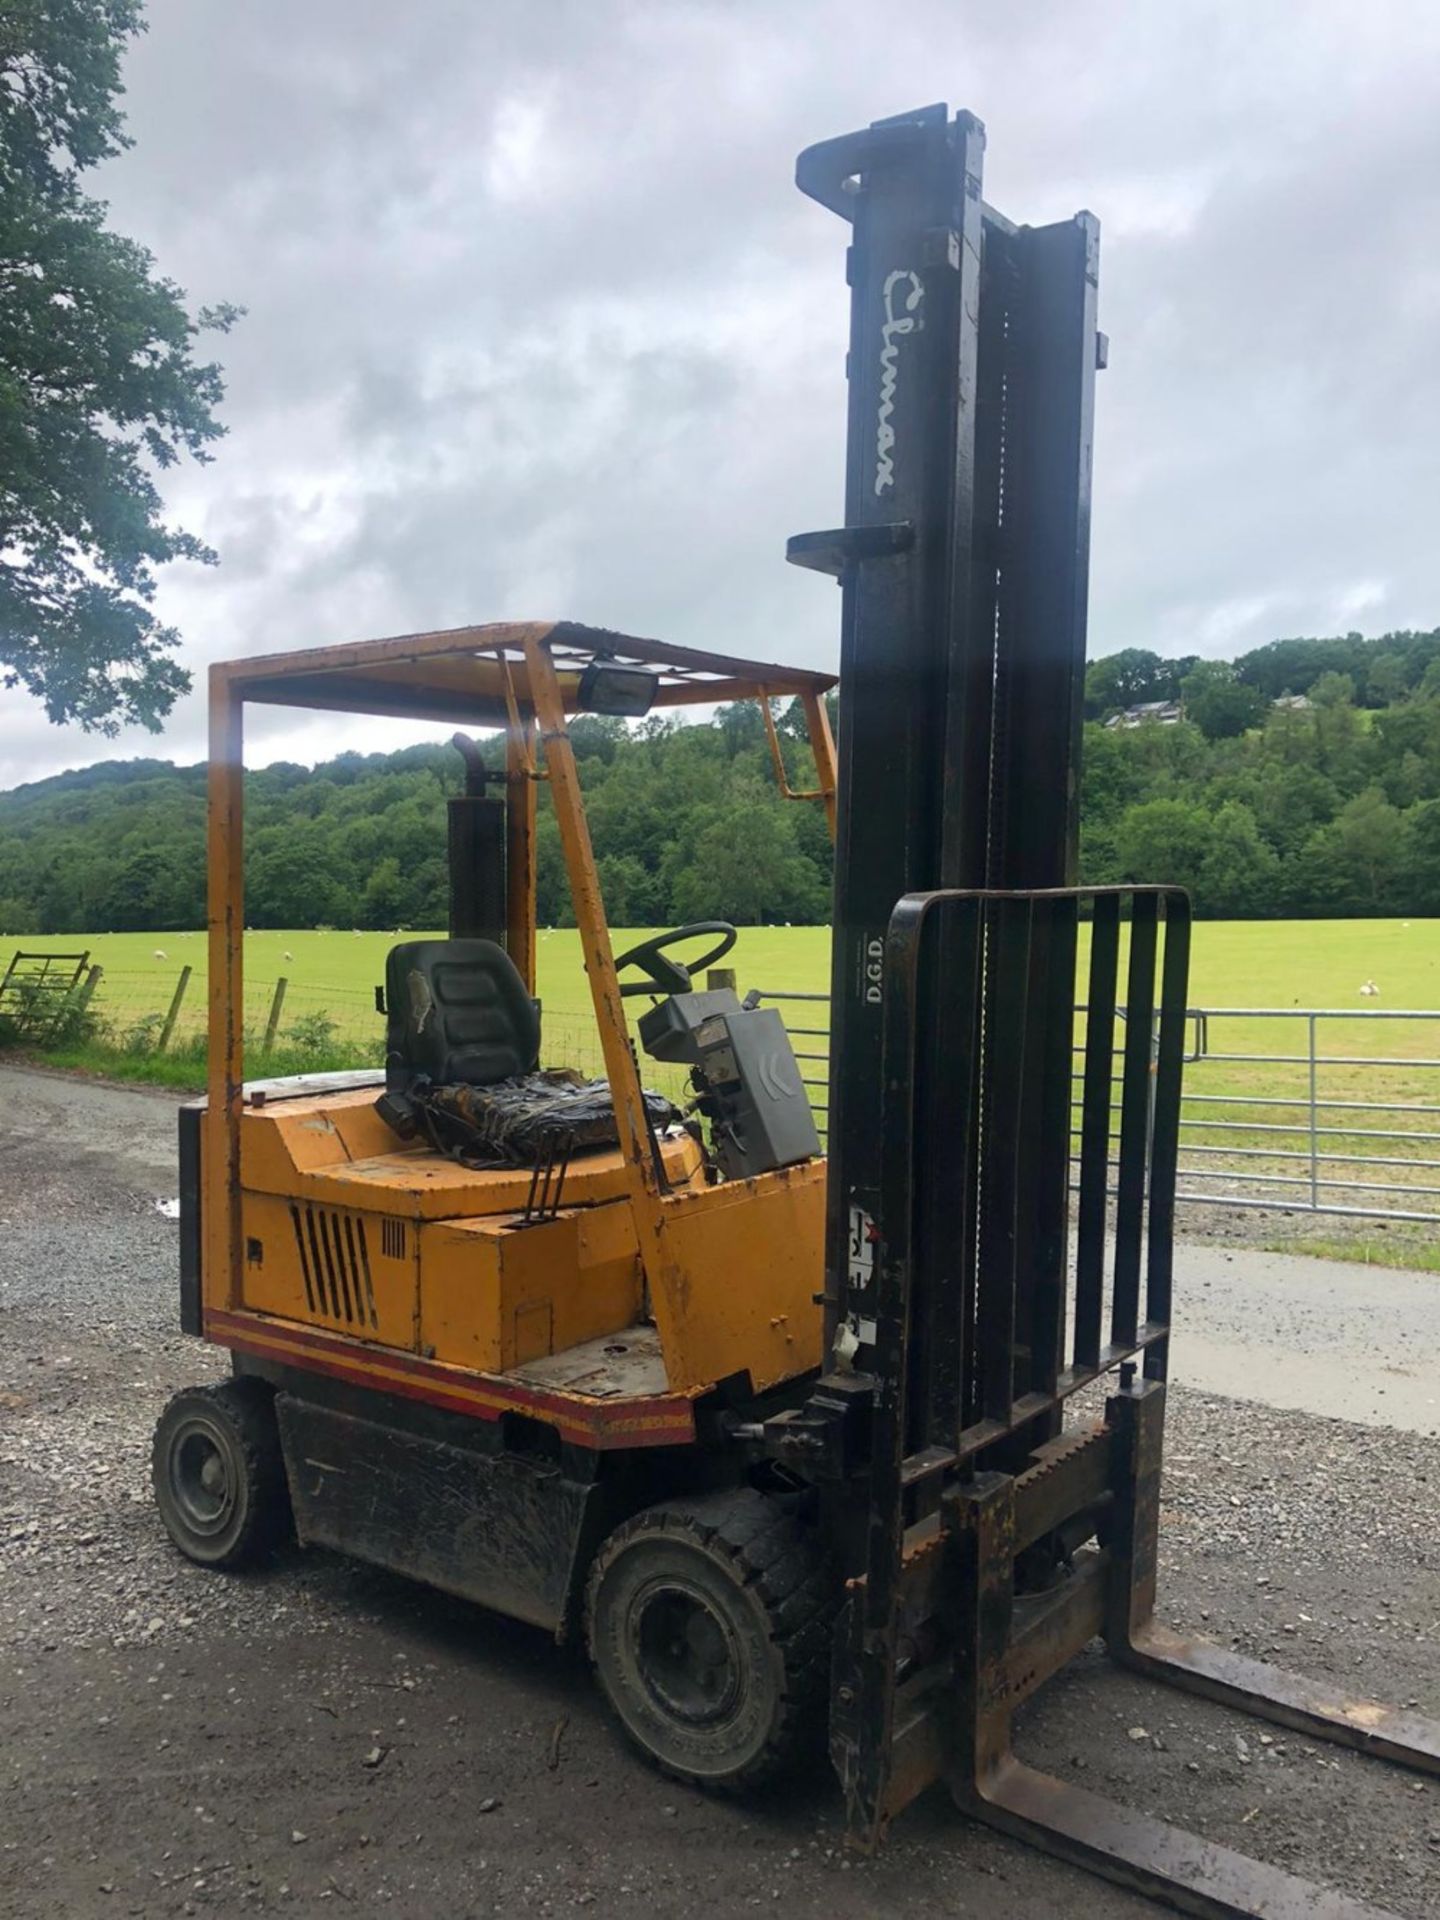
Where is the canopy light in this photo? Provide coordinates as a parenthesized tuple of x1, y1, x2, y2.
(577, 659, 659, 718)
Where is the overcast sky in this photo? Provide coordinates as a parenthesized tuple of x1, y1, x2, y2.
(4, 0, 1439, 788)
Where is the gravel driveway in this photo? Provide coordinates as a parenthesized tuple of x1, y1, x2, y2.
(2, 1062, 1437, 1918)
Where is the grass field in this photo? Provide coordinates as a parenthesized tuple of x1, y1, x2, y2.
(14, 917, 1440, 1151)
(48, 924, 829, 1029)
(29, 915, 1440, 1019)
(10, 917, 1440, 1260)
(26, 915, 1440, 1133)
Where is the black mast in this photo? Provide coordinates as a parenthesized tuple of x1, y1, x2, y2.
(790, 104, 1101, 1398)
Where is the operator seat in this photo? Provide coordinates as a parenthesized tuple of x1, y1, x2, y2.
(383, 938, 539, 1093)
(376, 938, 678, 1164)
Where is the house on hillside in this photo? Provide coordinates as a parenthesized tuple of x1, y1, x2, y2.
(1271, 693, 1313, 712)
(1104, 699, 1183, 729)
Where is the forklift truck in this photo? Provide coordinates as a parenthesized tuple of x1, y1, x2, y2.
(155, 105, 1440, 1917)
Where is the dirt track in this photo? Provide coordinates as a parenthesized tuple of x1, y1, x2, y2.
(2, 1063, 1438, 1918)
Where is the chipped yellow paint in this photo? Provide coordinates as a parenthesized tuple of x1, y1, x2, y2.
(642, 1160, 826, 1393)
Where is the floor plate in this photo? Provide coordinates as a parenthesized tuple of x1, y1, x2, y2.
(506, 1324, 667, 1399)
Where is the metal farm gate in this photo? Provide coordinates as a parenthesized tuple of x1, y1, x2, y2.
(753, 989, 1440, 1227)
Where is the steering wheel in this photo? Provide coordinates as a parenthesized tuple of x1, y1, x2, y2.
(612, 921, 738, 999)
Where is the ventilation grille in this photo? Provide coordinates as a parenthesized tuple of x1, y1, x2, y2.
(289, 1204, 378, 1330)
(381, 1217, 407, 1260)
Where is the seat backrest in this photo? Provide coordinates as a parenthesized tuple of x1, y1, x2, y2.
(384, 939, 540, 1091)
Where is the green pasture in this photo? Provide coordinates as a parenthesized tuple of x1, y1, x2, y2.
(34, 915, 1440, 1006)
(58, 915, 1440, 1039)
(10, 917, 1440, 1227)
(62, 919, 1440, 1207)
(65, 923, 830, 1024)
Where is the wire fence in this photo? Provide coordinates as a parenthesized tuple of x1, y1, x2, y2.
(56, 962, 689, 1096)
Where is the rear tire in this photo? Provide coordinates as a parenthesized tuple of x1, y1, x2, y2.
(152, 1379, 288, 1569)
(584, 1488, 834, 1791)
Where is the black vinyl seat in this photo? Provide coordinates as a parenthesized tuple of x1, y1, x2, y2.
(383, 938, 540, 1093)
(378, 938, 677, 1165)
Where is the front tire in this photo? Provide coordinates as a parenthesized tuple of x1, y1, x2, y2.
(584, 1488, 834, 1791)
(152, 1379, 288, 1569)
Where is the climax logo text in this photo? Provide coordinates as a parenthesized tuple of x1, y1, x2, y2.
(874, 269, 923, 495)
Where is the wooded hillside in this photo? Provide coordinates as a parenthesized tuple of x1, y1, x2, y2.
(4, 629, 1440, 932)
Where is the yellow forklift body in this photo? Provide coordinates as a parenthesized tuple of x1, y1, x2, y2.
(222, 1092, 823, 1398)
(193, 620, 838, 1442)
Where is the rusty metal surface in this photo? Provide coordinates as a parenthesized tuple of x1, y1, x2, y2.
(1011, 1422, 1114, 1552)
(960, 1756, 1405, 1920)
(215, 617, 835, 720)
(800, 687, 839, 840)
(508, 1324, 667, 1400)
(523, 636, 657, 1203)
(505, 720, 537, 993)
(1125, 1623, 1440, 1777)
(1001, 1551, 1107, 1710)
(205, 669, 245, 1317)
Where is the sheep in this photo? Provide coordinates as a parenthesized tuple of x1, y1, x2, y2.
(153, 948, 167, 960)
(283, 950, 294, 962)
(1359, 979, 1380, 997)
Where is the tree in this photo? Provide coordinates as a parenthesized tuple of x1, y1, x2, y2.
(1196, 801, 1278, 916)
(247, 838, 347, 929)
(1401, 798, 1440, 904)
(0, 892, 37, 934)
(1309, 670, 1356, 709)
(596, 853, 662, 928)
(1364, 651, 1409, 708)
(1113, 798, 1213, 897)
(1243, 761, 1339, 860)
(1179, 661, 1266, 741)
(1300, 787, 1409, 911)
(670, 790, 828, 925)
(1234, 634, 1367, 700)
(1084, 648, 1192, 719)
(12, 626, 1440, 933)
(0, 2, 238, 731)
(362, 855, 406, 930)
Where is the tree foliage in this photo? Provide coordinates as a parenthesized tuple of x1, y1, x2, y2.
(1080, 629, 1440, 915)
(0, 703, 839, 934)
(1083, 648, 1195, 719)
(7, 632, 1440, 933)
(1178, 660, 1267, 741)
(0, 0, 238, 731)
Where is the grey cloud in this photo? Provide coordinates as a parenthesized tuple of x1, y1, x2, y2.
(2, 0, 1439, 786)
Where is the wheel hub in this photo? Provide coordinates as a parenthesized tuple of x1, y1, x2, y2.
(169, 1421, 234, 1534)
(633, 1582, 742, 1726)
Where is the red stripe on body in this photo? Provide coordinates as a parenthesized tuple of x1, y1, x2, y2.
(203, 1308, 695, 1449)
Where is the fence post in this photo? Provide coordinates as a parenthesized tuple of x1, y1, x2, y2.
(263, 977, 288, 1054)
(707, 968, 738, 993)
(72, 963, 104, 1017)
(1308, 1012, 1320, 1210)
(156, 965, 193, 1054)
